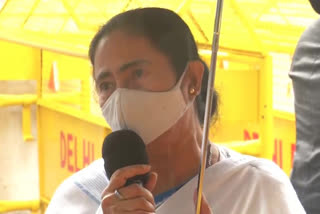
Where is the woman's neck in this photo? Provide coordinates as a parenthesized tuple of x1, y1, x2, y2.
(149, 140, 220, 196)
(149, 139, 201, 195)
(146, 111, 205, 195)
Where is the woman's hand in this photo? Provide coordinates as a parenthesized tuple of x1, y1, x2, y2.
(194, 190, 213, 214)
(101, 164, 158, 214)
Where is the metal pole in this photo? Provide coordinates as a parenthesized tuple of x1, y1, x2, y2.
(195, 0, 224, 213)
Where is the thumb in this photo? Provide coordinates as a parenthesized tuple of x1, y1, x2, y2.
(193, 190, 212, 214)
(145, 172, 158, 192)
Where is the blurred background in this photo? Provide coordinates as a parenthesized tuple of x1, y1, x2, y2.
(0, 0, 318, 213)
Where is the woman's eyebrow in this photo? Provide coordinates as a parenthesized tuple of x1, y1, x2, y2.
(95, 59, 150, 82)
(118, 59, 151, 73)
(95, 70, 111, 83)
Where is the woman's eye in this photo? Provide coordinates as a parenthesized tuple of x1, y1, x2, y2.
(99, 82, 115, 92)
(133, 69, 144, 78)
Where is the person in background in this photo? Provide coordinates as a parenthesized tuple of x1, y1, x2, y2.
(46, 8, 305, 214)
(290, 1, 320, 213)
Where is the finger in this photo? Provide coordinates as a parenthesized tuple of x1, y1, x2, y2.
(101, 185, 110, 200)
(110, 165, 151, 191)
(104, 183, 155, 206)
(113, 211, 155, 214)
(101, 193, 114, 211)
(102, 194, 155, 213)
(102, 165, 151, 196)
(122, 212, 155, 214)
(144, 172, 158, 192)
(193, 190, 212, 214)
(200, 195, 212, 214)
(111, 197, 155, 212)
(120, 183, 155, 206)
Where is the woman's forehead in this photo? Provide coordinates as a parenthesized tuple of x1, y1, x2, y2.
(95, 31, 156, 64)
(93, 31, 174, 76)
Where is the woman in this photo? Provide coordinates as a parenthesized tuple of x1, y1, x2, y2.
(46, 8, 304, 214)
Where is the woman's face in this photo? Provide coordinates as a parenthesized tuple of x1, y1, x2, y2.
(93, 30, 178, 107)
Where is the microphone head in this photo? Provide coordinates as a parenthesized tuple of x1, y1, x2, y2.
(310, 0, 320, 14)
(102, 130, 149, 182)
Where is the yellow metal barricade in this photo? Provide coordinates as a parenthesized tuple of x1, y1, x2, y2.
(0, 200, 39, 213)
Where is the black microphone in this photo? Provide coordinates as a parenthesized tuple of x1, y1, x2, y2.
(309, 0, 320, 14)
(102, 130, 150, 186)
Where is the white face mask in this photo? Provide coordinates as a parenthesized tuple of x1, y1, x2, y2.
(101, 68, 192, 144)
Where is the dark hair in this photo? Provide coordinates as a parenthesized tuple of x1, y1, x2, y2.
(89, 7, 218, 125)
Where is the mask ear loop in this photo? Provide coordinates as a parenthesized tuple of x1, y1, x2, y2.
(173, 63, 190, 90)
(174, 63, 197, 108)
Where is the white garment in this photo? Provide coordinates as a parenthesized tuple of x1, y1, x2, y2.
(46, 159, 107, 214)
(156, 149, 305, 214)
(46, 146, 305, 214)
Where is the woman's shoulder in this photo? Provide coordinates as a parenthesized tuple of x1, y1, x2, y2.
(217, 145, 288, 181)
(207, 146, 305, 213)
(237, 157, 305, 213)
(214, 145, 295, 190)
(46, 158, 108, 214)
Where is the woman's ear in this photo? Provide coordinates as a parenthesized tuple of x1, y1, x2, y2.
(181, 60, 204, 103)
